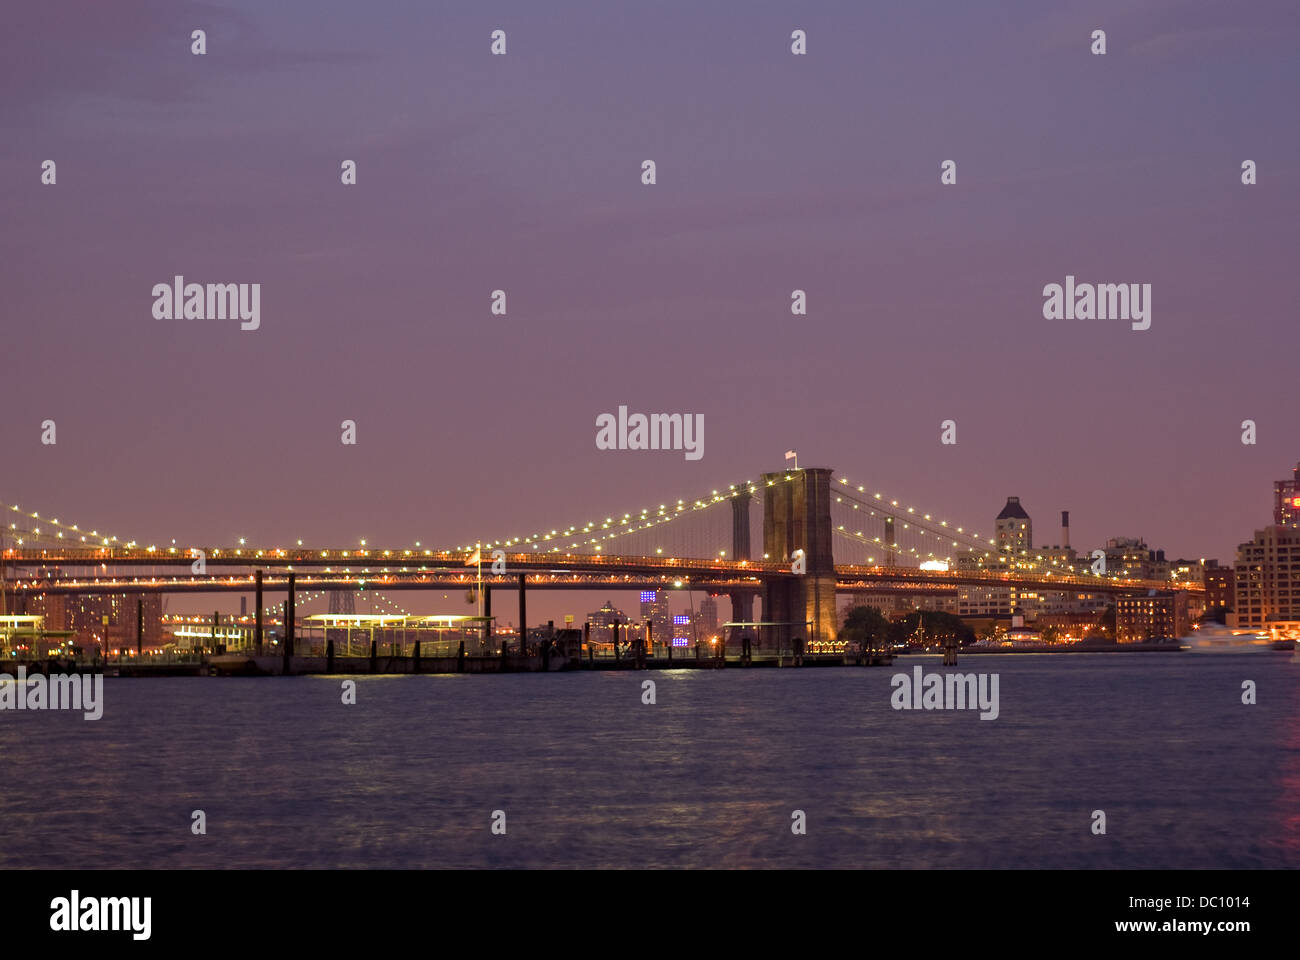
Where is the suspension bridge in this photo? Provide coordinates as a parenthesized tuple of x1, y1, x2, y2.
(1, 466, 1198, 656)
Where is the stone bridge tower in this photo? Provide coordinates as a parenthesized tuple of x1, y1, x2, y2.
(760, 467, 838, 645)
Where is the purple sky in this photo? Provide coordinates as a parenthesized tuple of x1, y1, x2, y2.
(3, 1, 1299, 621)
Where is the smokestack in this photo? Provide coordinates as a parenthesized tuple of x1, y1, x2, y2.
(1061, 511, 1070, 549)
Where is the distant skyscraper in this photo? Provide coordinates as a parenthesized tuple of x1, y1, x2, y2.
(995, 497, 1032, 553)
(587, 599, 626, 635)
(640, 590, 671, 645)
(697, 595, 719, 636)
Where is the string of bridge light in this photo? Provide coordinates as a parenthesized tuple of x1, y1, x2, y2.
(831, 527, 944, 564)
(368, 592, 414, 616)
(262, 588, 331, 616)
(830, 478, 1113, 577)
(831, 480, 1112, 578)
(0, 474, 1064, 570)
(830, 495, 983, 564)
(832, 478, 995, 548)
(0, 499, 133, 548)
(0, 497, 250, 557)
(2, 482, 757, 560)
(458, 481, 760, 557)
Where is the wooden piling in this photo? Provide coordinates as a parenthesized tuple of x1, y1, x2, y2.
(516, 573, 526, 656)
(254, 570, 263, 656)
(281, 600, 291, 675)
(286, 572, 296, 656)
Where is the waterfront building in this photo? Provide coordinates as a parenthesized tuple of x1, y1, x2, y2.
(1233, 526, 1300, 629)
(60, 593, 163, 649)
(1116, 591, 1188, 642)
(1203, 559, 1235, 617)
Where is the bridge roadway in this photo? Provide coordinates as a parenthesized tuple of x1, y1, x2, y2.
(2, 547, 1198, 596)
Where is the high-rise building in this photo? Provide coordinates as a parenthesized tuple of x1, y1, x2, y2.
(996, 497, 1032, 553)
(1273, 462, 1300, 528)
(587, 599, 626, 636)
(639, 590, 671, 646)
(1233, 526, 1300, 630)
(697, 595, 719, 636)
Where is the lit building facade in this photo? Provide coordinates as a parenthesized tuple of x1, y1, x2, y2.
(1273, 462, 1300, 528)
(639, 590, 672, 646)
(1203, 560, 1235, 616)
(62, 593, 163, 648)
(587, 599, 627, 636)
(1116, 592, 1188, 643)
(1234, 526, 1300, 629)
(995, 497, 1032, 553)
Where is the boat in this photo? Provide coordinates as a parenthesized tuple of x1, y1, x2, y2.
(1179, 623, 1276, 654)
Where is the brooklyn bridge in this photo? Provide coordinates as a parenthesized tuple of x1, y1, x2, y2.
(1, 467, 1197, 655)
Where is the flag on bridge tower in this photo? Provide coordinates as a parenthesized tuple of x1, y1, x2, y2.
(785, 450, 798, 468)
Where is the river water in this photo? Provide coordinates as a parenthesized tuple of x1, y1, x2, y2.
(2, 653, 1297, 868)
